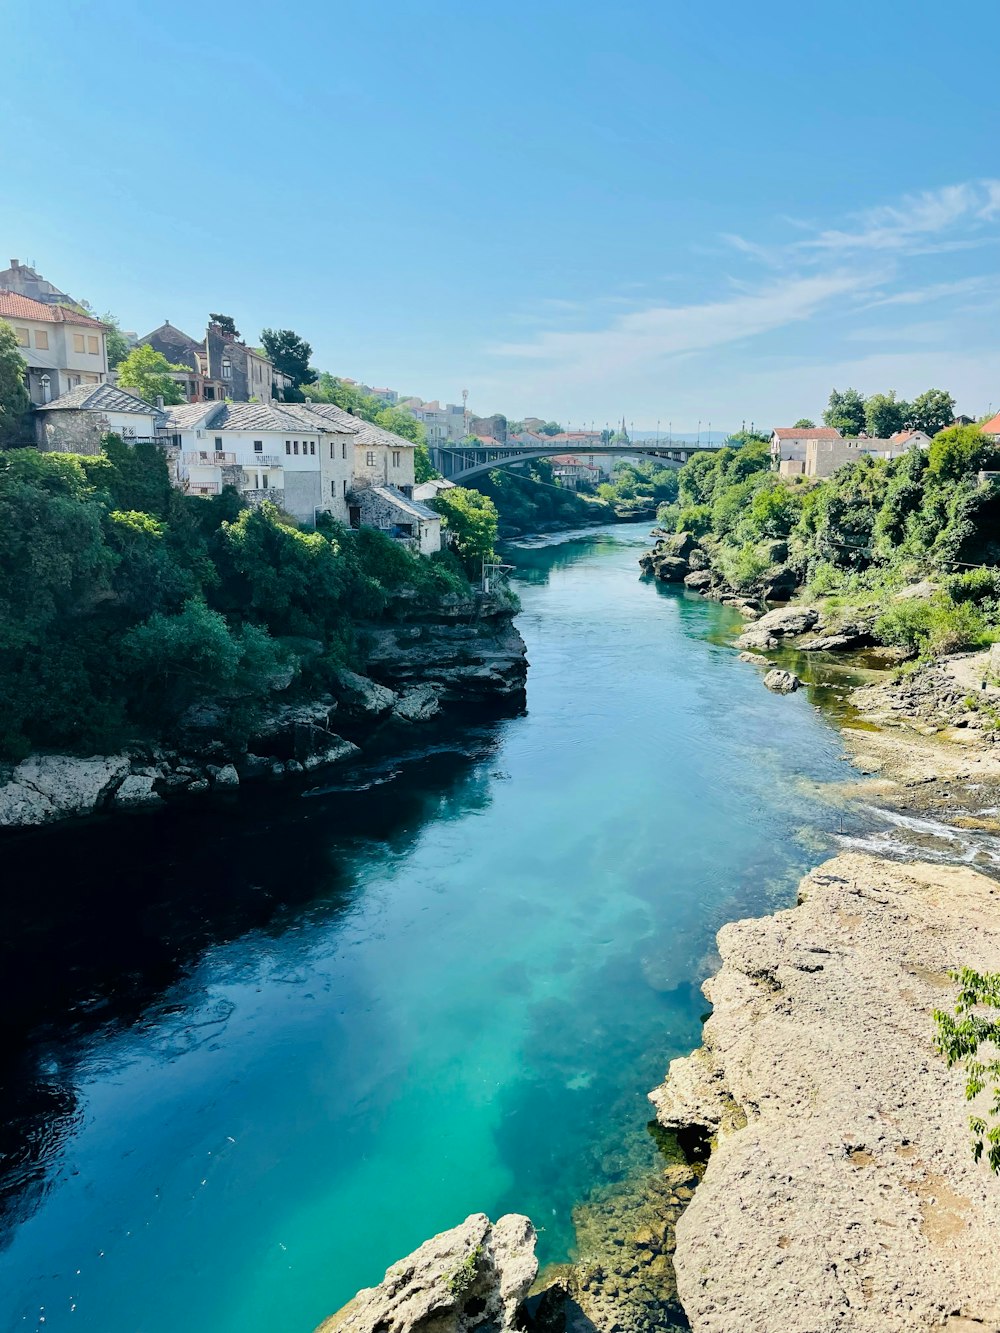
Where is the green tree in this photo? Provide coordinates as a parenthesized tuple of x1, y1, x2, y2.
(865, 390, 909, 439)
(0, 319, 31, 445)
(538, 421, 563, 436)
(116, 343, 186, 405)
(430, 486, 498, 575)
(793, 418, 815, 429)
(260, 328, 317, 391)
(374, 404, 425, 444)
(823, 387, 866, 435)
(414, 444, 437, 482)
(927, 424, 998, 481)
(909, 388, 956, 436)
(100, 312, 132, 370)
(934, 968, 1000, 1174)
(209, 313, 240, 337)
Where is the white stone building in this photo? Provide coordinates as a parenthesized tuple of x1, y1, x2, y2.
(34, 383, 164, 453)
(162, 400, 356, 524)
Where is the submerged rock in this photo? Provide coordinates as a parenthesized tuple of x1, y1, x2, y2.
(650, 853, 1000, 1332)
(316, 1213, 537, 1333)
(762, 669, 801, 694)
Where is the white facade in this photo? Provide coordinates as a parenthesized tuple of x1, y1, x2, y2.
(770, 427, 842, 465)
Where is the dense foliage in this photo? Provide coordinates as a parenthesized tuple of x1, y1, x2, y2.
(822, 384, 956, 437)
(475, 460, 611, 533)
(663, 425, 1000, 654)
(935, 968, 1000, 1174)
(0, 320, 32, 445)
(429, 486, 500, 575)
(0, 440, 469, 760)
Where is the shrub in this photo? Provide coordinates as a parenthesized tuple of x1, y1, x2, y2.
(875, 594, 989, 657)
(717, 542, 774, 592)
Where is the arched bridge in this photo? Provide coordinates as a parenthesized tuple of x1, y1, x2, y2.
(429, 442, 724, 482)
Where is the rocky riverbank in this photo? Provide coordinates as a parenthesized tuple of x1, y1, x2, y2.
(0, 592, 527, 829)
(650, 852, 1000, 1332)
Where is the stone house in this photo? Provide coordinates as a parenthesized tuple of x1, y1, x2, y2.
(0, 290, 109, 404)
(34, 382, 165, 453)
(347, 484, 442, 555)
(162, 400, 356, 524)
(803, 435, 929, 478)
(136, 320, 292, 404)
(0, 259, 81, 307)
(288, 403, 418, 495)
(770, 426, 842, 467)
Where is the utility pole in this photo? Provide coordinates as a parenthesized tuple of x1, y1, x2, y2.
(462, 388, 469, 438)
(656, 418, 660, 445)
(697, 419, 701, 445)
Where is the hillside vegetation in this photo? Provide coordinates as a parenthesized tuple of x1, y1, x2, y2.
(659, 426, 1000, 658)
(0, 439, 472, 761)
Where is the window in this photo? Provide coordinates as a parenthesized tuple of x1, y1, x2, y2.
(342, 479, 348, 495)
(87, 335, 99, 355)
(83, 374, 99, 384)
(342, 441, 346, 459)
(72, 333, 85, 353)
(34, 329, 49, 350)
(366, 450, 375, 466)
(309, 441, 315, 455)
(214, 437, 223, 453)
(293, 441, 299, 454)
(331, 481, 336, 497)
(392, 450, 401, 467)
(330, 442, 334, 460)
(253, 440, 263, 453)
(286, 441, 291, 454)
(222, 360, 232, 380)
(262, 473, 269, 489)
(14, 327, 29, 346)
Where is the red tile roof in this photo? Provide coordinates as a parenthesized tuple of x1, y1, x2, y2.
(772, 426, 841, 440)
(0, 289, 106, 328)
(980, 412, 1000, 435)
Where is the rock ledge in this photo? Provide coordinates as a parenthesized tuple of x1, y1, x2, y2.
(650, 852, 1000, 1333)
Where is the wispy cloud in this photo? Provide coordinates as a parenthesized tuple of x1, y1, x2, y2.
(491, 270, 878, 382)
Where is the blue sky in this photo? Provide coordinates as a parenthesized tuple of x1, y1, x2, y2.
(4, 0, 998, 430)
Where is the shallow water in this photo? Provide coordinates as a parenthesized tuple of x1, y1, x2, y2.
(1, 525, 859, 1333)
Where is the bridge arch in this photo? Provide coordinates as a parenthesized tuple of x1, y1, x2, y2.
(429, 443, 716, 483)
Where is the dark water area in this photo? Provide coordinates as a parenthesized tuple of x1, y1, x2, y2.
(0, 525, 858, 1333)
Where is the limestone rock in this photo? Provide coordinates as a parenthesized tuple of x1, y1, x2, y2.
(734, 627, 779, 651)
(653, 556, 689, 583)
(738, 651, 771, 666)
(332, 670, 398, 718)
(0, 753, 131, 826)
(393, 684, 442, 723)
(302, 738, 361, 770)
(683, 570, 714, 591)
(113, 774, 162, 808)
(763, 668, 801, 694)
(212, 763, 240, 787)
(894, 579, 938, 602)
(650, 854, 1000, 1333)
(753, 605, 820, 637)
(316, 1213, 537, 1333)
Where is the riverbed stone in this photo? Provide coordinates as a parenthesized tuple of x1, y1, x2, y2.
(0, 753, 131, 826)
(316, 1213, 537, 1333)
(763, 668, 801, 694)
(650, 853, 1000, 1333)
(683, 570, 714, 591)
(393, 684, 442, 723)
(753, 605, 820, 637)
(113, 773, 162, 807)
(738, 651, 771, 666)
(653, 556, 689, 582)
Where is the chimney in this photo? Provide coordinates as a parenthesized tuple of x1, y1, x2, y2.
(155, 395, 165, 409)
(10, 259, 19, 269)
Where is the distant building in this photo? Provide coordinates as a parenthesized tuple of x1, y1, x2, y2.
(469, 413, 507, 444)
(801, 435, 929, 478)
(770, 426, 842, 467)
(34, 382, 164, 453)
(550, 454, 602, 489)
(0, 290, 109, 404)
(979, 412, 1000, 442)
(889, 428, 932, 449)
(0, 259, 82, 308)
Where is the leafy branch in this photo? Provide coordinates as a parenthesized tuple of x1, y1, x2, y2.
(934, 967, 1000, 1173)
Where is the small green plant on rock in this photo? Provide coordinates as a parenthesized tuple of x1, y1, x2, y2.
(447, 1244, 483, 1297)
(934, 967, 1000, 1173)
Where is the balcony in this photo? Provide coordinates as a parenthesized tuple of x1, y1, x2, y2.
(187, 481, 221, 496)
(183, 450, 237, 466)
(247, 455, 282, 467)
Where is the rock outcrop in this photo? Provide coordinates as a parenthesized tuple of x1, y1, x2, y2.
(316, 1214, 537, 1333)
(650, 853, 1000, 1333)
(0, 753, 132, 826)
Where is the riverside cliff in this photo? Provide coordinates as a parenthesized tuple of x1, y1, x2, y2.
(651, 853, 1000, 1333)
(0, 591, 527, 829)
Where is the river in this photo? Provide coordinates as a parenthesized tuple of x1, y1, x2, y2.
(0, 524, 857, 1333)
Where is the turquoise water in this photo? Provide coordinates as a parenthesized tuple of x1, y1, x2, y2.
(0, 525, 852, 1333)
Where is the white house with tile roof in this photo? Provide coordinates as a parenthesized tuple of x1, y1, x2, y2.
(290, 403, 417, 492)
(162, 400, 356, 524)
(34, 382, 165, 453)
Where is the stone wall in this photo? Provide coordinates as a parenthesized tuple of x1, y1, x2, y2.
(36, 410, 104, 454)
